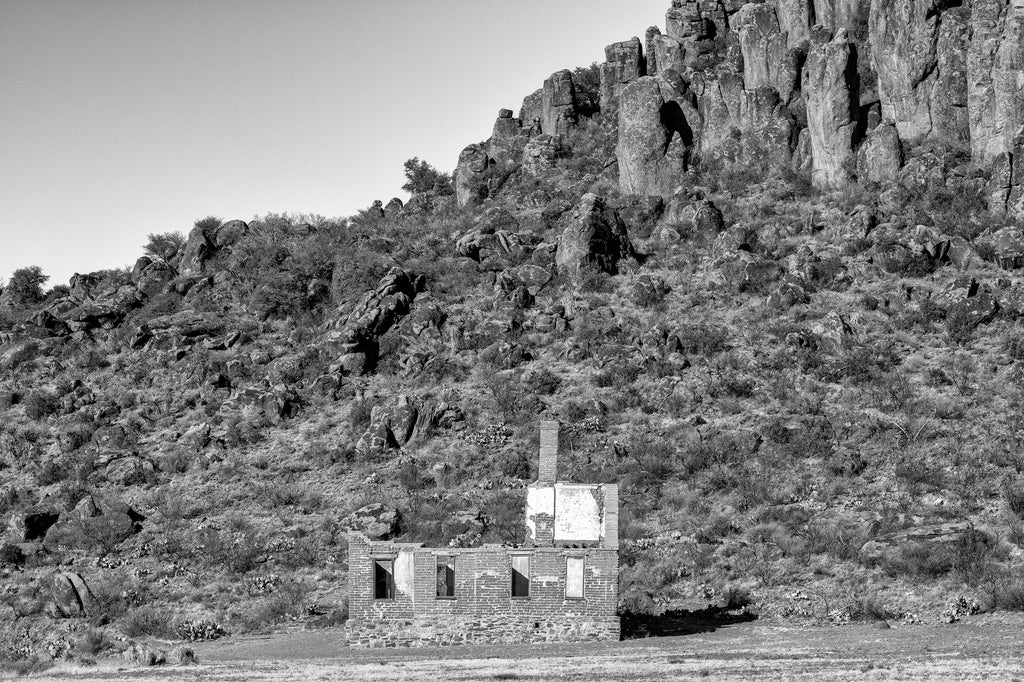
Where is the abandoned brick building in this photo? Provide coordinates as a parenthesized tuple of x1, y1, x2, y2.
(346, 421, 620, 646)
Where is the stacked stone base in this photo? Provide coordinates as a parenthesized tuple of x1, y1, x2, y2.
(345, 616, 620, 648)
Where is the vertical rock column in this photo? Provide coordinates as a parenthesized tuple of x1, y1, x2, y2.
(968, 0, 1024, 164)
(541, 70, 579, 136)
(734, 2, 800, 103)
(617, 76, 692, 197)
(599, 38, 645, 111)
(802, 28, 858, 189)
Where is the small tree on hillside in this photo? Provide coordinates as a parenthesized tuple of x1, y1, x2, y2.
(4, 266, 48, 305)
(143, 231, 185, 261)
(401, 158, 454, 197)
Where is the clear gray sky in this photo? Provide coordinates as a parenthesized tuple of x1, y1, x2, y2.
(0, 0, 667, 287)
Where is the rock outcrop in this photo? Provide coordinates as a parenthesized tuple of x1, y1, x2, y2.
(967, 0, 1024, 164)
(857, 122, 904, 183)
(556, 194, 636, 279)
(541, 70, 578, 135)
(356, 395, 420, 456)
(600, 38, 645, 110)
(869, 0, 969, 145)
(455, 144, 491, 208)
(802, 28, 858, 189)
(328, 269, 424, 375)
(733, 3, 799, 103)
(50, 572, 95, 618)
(696, 76, 797, 168)
(617, 75, 694, 197)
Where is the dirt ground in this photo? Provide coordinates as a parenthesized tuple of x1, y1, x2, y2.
(23, 616, 1024, 681)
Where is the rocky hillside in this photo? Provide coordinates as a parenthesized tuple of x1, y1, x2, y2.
(4, 0, 1024, 669)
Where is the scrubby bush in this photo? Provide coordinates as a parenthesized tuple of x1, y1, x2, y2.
(120, 605, 176, 639)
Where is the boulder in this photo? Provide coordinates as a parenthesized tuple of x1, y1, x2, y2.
(768, 282, 811, 308)
(992, 227, 1024, 270)
(343, 503, 399, 540)
(328, 269, 424, 375)
(104, 456, 154, 487)
(179, 222, 219, 274)
(541, 70, 578, 135)
(7, 505, 60, 542)
(131, 258, 175, 296)
(661, 192, 725, 237)
(455, 144, 490, 208)
(600, 37, 645, 110)
(214, 220, 249, 248)
(384, 198, 404, 219)
(869, 1, 970, 145)
(355, 395, 421, 456)
(556, 194, 636, 280)
(860, 522, 974, 563)
(717, 250, 784, 294)
(857, 122, 904, 183)
(968, 0, 1024, 164)
(44, 495, 145, 549)
(802, 28, 857, 189)
(611, 195, 665, 239)
(50, 572, 95, 618)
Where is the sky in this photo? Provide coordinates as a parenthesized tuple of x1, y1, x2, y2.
(0, 0, 668, 287)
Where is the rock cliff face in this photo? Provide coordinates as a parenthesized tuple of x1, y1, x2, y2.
(456, 0, 1024, 211)
(968, 0, 1024, 164)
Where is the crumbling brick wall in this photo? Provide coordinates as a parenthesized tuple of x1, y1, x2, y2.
(346, 532, 619, 647)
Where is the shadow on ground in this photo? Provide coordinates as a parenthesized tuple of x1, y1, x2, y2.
(621, 606, 758, 639)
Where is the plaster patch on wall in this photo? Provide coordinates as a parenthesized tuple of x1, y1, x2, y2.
(396, 549, 415, 597)
(554, 485, 602, 543)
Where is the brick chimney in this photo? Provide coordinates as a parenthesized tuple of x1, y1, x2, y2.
(538, 421, 559, 483)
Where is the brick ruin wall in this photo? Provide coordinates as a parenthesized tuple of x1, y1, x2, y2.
(347, 535, 620, 647)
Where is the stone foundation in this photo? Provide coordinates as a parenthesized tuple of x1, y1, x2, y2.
(345, 616, 620, 648)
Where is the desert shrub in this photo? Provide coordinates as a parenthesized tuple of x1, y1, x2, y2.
(593, 360, 640, 389)
(847, 596, 897, 622)
(881, 541, 954, 579)
(120, 605, 176, 639)
(524, 368, 561, 395)
(946, 306, 977, 346)
(23, 389, 60, 420)
(676, 323, 730, 356)
(481, 489, 528, 545)
(236, 580, 311, 632)
(1002, 478, 1024, 518)
(572, 63, 601, 117)
(143, 231, 185, 260)
(196, 518, 267, 574)
(721, 585, 753, 610)
(988, 575, 1024, 611)
(499, 450, 532, 479)
(951, 528, 1002, 586)
(75, 628, 112, 656)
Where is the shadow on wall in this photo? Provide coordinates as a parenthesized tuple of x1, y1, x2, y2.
(621, 606, 758, 639)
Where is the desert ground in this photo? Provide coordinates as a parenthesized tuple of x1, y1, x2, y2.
(21, 616, 1024, 681)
